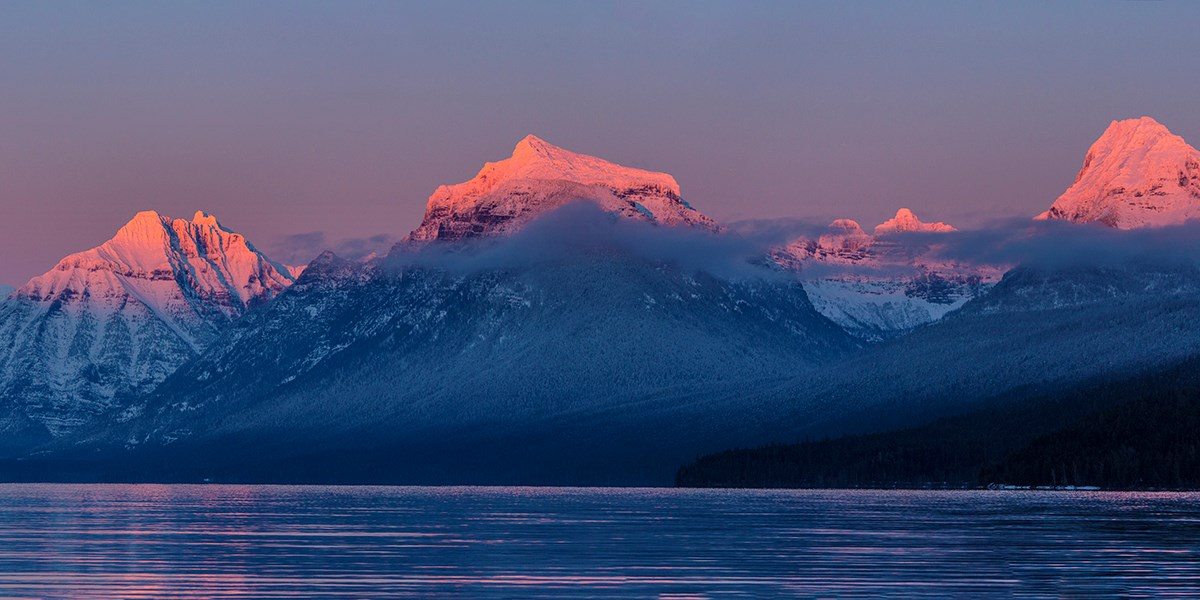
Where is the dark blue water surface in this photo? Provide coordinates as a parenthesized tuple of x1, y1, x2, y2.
(0, 485, 1196, 598)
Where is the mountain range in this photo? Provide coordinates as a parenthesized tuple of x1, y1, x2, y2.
(2, 116, 1199, 485)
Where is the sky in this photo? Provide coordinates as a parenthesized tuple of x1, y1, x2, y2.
(2, 1, 1199, 284)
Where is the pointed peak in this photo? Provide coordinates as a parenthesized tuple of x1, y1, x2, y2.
(1039, 115, 1200, 228)
(517, 133, 549, 148)
(874, 208, 956, 234)
(312, 249, 342, 264)
(191, 211, 220, 227)
(1090, 116, 1188, 155)
(113, 210, 169, 244)
(299, 250, 355, 280)
(510, 134, 572, 163)
(129, 210, 164, 223)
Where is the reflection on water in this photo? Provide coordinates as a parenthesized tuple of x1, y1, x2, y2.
(0, 485, 1196, 598)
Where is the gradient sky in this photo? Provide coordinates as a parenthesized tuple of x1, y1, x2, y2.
(3, 1, 1199, 284)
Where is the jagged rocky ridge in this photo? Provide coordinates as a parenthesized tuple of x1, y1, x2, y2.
(0, 211, 298, 448)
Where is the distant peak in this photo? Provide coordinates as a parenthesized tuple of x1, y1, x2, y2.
(874, 208, 956, 234)
(816, 219, 872, 255)
(130, 210, 164, 223)
(828, 219, 865, 234)
(509, 134, 575, 165)
(311, 249, 343, 265)
(191, 211, 220, 227)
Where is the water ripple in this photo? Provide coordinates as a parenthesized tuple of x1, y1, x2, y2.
(0, 485, 1195, 598)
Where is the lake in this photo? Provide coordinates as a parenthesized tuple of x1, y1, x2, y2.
(0, 485, 1196, 598)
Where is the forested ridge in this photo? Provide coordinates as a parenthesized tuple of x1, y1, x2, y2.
(677, 356, 1200, 489)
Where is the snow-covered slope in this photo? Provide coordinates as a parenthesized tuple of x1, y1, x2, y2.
(63, 209, 856, 483)
(774, 209, 999, 340)
(406, 135, 718, 241)
(0, 211, 297, 444)
(0, 286, 12, 299)
(1038, 117, 1200, 228)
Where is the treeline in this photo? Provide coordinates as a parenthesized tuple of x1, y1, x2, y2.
(983, 386, 1200, 488)
(677, 356, 1200, 490)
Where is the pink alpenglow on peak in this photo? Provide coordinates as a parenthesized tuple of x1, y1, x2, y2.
(874, 208, 956, 234)
(15, 210, 301, 346)
(1038, 116, 1200, 229)
(0, 211, 302, 434)
(406, 135, 718, 241)
(817, 219, 873, 256)
(782, 209, 956, 265)
(771, 211, 995, 340)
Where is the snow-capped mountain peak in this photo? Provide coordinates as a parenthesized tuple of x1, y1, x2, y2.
(1037, 116, 1200, 228)
(816, 219, 872, 257)
(501, 134, 681, 192)
(773, 210, 996, 340)
(874, 208, 956, 234)
(24, 210, 296, 313)
(0, 211, 299, 438)
(406, 135, 718, 241)
(191, 210, 220, 227)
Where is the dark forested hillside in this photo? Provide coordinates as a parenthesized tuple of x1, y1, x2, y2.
(677, 356, 1200, 489)
(982, 387, 1200, 488)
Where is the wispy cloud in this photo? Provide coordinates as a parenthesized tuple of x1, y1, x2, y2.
(267, 232, 395, 265)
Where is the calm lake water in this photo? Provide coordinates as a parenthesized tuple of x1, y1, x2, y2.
(0, 485, 1196, 598)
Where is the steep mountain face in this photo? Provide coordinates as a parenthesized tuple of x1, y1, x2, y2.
(0, 286, 13, 299)
(738, 260, 1200, 447)
(1038, 117, 1200, 228)
(74, 249, 1200, 486)
(0, 211, 297, 445)
(406, 135, 719, 241)
(56, 206, 856, 485)
(773, 209, 999, 340)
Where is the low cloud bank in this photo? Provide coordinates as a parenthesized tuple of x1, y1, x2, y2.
(927, 218, 1200, 271)
(303, 202, 1200, 281)
(380, 202, 785, 280)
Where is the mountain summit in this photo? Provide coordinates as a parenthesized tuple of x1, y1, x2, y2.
(773, 209, 995, 340)
(406, 135, 718, 241)
(874, 208, 956, 235)
(1038, 117, 1200, 228)
(0, 211, 297, 441)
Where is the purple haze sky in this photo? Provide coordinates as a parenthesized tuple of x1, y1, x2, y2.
(2, 1, 1199, 284)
